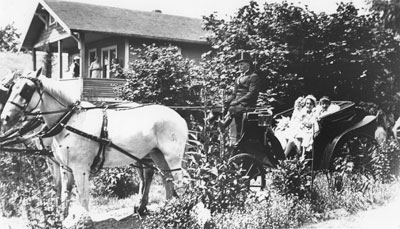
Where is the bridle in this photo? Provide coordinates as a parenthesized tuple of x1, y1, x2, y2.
(6, 77, 44, 115)
(6, 77, 71, 117)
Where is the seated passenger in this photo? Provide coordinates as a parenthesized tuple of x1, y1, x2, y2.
(315, 96, 340, 119)
(284, 94, 318, 158)
(291, 96, 305, 122)
(274, 96, 304, 150)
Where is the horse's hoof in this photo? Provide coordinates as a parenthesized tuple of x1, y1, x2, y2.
(134, 206, 150, 216)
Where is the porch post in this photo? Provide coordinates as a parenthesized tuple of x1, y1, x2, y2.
(58, 40, 63, 79)
(79, 33, 85, 78)
(78, 32, 85, 101)
(32, 48, 37, 71)
(124, 38, 129, 69)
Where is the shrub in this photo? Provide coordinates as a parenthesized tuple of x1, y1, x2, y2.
(372, 138, 400, 182)
(142, 116, 249, 228)
(272, 156, 313, 199)
(0, 151, 62, 228)
(116, 44, 201, 106)
(90, 166, 140, 198)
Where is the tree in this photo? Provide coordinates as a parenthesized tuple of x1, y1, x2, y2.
(203, 1, 400, 112)
(0, 23, 20, 52)
(371, 0, 400, 34)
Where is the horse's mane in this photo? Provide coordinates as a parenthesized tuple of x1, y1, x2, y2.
(38, 75, 80, 105)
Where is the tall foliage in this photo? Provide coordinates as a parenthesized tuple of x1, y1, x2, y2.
(0, 152, 61, 228)
(203, 1, 400, 112)
(116, 44, 201, 106)
(371, 0, 400, 34)
(0, 24, 20, 52)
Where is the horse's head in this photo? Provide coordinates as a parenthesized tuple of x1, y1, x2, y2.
(0, 71, 19, 112)
(0, 71, 20, 131)
(1, 68, 43, 129)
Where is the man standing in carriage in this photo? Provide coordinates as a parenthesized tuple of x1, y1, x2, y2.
(221, 51, 261, 139)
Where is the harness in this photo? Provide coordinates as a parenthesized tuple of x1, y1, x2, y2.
(3, 77, 183, 174)
(56, 104, 181, 173)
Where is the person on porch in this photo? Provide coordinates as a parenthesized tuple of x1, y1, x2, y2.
(69, 56, 80, 78)
(89, 56, 102, 78)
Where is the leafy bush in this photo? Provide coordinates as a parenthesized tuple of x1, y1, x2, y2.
(143, 116, 249, 228)
(116, 44, 202, 106)
(0, 152, 62, 228)
(372, 138, 400, 182)
(90, 166, 140, 198)
(203, 1, 400, 112)
(272, 156, 313, 199)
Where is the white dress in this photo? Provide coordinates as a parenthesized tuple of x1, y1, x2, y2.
(89, 61, 102, 78)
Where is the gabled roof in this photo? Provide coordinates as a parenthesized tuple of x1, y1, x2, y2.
(22, 0, 207, 48)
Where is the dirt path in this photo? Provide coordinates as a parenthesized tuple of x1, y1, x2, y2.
(92, 194, 400, 229)
(300, 195, 400, 229)
(2, 195, 400, 228)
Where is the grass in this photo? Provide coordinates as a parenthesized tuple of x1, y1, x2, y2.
(209, 174, 400, 229)
(90, 173, 166, 214)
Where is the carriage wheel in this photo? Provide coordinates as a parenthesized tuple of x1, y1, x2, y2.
(228, 153, 267, 190)
(330, 133, 380, 190)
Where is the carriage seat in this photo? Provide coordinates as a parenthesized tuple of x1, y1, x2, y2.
(238, 109, 285, 162)
(240, 110, 272, 138)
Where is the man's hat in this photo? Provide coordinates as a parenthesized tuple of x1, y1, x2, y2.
(73, 56, 80, 60)
(235, 51, 252, 64)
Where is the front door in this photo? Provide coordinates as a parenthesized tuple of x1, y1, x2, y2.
(101, 45, 117, 78)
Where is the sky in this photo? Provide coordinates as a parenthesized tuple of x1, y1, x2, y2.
(0, 0, 370, 34)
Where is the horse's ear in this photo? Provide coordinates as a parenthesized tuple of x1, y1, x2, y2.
(35, 67, 43, 78)
(0, 70, 15, 85)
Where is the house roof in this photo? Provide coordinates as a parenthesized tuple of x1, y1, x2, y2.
(22, 0, 207, 49)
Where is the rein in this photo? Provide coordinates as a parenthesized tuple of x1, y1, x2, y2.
(35, 102, 180, 172)
(61, 120, 181, 172)
(6, 76, 181, 172)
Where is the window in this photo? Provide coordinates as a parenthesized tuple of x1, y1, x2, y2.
(101, 45, 117, 78)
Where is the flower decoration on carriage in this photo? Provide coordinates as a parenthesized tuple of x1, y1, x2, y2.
(275, 116, 291, 131)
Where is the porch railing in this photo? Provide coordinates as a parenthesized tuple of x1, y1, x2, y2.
(59, 78, 126, 102)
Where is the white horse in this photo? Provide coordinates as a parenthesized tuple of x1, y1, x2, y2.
(0, 69, 189, 218)
(0, 72, 151, 217)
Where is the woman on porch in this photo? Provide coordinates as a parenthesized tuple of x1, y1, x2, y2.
(89, 56, 102, 78)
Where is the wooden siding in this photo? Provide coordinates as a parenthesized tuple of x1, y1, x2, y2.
(35, 23, 68, 48)
(82, 78, 126, 101)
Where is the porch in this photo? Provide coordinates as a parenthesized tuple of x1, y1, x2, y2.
(59, 77, 126, 103)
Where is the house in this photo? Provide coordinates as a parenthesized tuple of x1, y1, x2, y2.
(20, 0, 209, 102)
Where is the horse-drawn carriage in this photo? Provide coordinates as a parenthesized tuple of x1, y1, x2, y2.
(0, 70, 380, 219)
(229, 101, 379, 189)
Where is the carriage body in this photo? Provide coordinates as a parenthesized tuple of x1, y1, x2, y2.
(235, 101, 378, 174)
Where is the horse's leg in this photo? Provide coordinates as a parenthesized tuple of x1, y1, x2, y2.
(149, 147, 185, 200)
(149, 150, 175, 199)
(134, 165, 154, 215)
(47, 158, 62, 205)
(71, 167, 90, 211)
(60, 166, 74, 218)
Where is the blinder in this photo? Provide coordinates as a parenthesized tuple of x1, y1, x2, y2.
(0, 85, 9, 105)
(19, 83, 36, 103)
